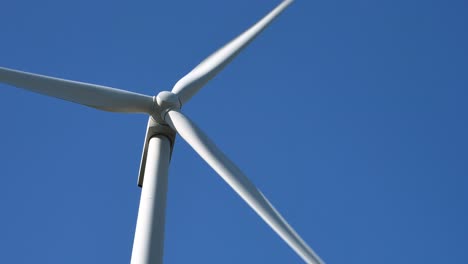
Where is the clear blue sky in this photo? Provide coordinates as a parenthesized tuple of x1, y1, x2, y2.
(1, 0, 467, 263)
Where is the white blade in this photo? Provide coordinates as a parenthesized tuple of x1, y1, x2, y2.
(0, 67, 154, 113)
(171, 0, 294, 105)
(165, 109, 324, 264)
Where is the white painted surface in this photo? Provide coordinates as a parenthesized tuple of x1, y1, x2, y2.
(131, 136, 171, 264)
(171, 0, 294, 105)
(0, 66, 154, 113)
(165, 109, 323, 264)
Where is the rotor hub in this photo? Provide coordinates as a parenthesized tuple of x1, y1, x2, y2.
(152, 91, 181, 123)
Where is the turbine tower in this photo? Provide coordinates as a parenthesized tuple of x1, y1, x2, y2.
(0, 1, 324, 263)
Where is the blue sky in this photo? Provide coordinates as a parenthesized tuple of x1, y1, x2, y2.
(1, 0, 467, 263)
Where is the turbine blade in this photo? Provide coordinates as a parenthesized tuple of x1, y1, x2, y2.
(171, 0, 294, 105)
(0, 67, 154, 113)
(165, 109, 324, 264)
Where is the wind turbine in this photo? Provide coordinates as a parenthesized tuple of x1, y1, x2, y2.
(0, 0, 323, 263)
